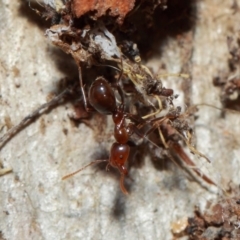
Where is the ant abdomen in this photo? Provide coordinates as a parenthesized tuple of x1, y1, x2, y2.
(88, 77, 116, 114)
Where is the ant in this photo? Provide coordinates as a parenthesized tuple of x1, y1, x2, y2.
(63, 71, 144, 194)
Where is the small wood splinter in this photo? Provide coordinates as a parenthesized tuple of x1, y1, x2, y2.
(0, 88, 72, 150)
(0, 167, 12, 177)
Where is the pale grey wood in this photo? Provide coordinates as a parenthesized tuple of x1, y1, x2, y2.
(0, 1, 239, 239)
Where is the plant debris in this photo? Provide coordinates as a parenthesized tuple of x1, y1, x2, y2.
(213, 35, 240, 110)
(71, 0, 136, 24)
(186, 196, 240, 240)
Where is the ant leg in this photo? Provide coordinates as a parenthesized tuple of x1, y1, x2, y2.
(157, 73, 189, 79)
(0, 87, 71, 150)
(184, 131, 211, 163)
(139, 117, 168, 148)
(105, 163, 111, 171)
(115, 58, 125, 106)
(157, 127, 168, 149)
(142, 95, 163, 119)
(170, 142, 217, 186)
(78, 65, 93, 112)
(125, 114, 166, 137)
(126, 117, 168, 151)
(62, 159, 108, 180)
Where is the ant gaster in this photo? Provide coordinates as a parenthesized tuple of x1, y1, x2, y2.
(63, 76, 136, 194)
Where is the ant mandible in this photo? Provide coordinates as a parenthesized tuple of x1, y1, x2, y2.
(63, 72, 138, 194)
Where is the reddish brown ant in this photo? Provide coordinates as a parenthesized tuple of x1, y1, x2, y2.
(63, 73, 141, 194)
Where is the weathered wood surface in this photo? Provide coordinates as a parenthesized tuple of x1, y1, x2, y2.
(0, 1, 240, 239)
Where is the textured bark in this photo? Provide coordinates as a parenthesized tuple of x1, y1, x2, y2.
(0, 1, 240, 240)
(72, 0, 135, 24)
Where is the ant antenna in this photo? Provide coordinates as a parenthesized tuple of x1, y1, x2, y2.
(28, 0, 44, 16)
(157, 73, 189, 79)
(93, 63, 121, 72)
(115, 58, 125, 105)
(62, 159, 108, 180)
(191, 103, 240, 114)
